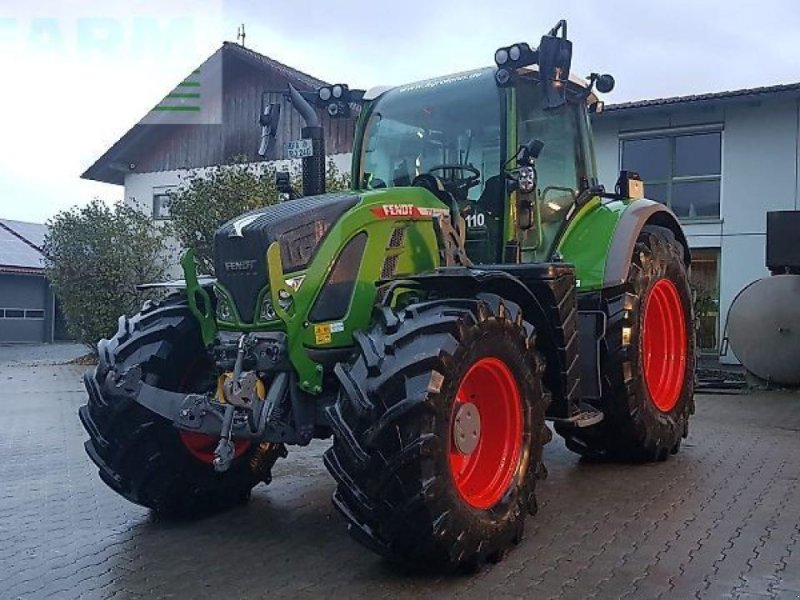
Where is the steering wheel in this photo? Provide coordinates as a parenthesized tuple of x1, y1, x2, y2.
(427, 164, 481, 196)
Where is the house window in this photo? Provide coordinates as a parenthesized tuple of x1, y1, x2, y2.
(153, 189, 175, 220)
(621, 130, 721, 219)
(0, 308, 44, 320)
(690, 249, 720, 352)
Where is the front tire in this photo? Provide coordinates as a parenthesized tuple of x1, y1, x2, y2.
(79, 294, 283, 517)
(324, 294, 549, 569)
(558, 225, 695, 462)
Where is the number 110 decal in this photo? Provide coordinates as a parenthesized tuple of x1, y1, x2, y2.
(465, 213, 486, 228)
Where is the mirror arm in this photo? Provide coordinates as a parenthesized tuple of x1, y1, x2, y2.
(547, 19, 567, 39)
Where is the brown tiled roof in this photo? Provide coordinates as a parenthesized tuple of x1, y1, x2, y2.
(605, 82, 800, 113)
(82, 43, 329, 185)
(221, 42, 328, 89)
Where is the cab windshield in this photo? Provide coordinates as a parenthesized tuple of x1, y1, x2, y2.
(358, 69, 502, 201)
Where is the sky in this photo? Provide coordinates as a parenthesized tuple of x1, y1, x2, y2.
(1, 0, 799, 223)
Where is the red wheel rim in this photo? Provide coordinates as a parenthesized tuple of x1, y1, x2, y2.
(642, 278, 687, 412)
(179, 430, 250, 464)
(177, 363, 250, 464)
(448, 357, 523, 510)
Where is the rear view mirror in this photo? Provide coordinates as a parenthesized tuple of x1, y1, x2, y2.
(258, 98, 281, 157)
(538, 26, 572, 109)
(595, 74, 615, 94)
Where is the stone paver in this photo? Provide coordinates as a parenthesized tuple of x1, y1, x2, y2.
(1, 347, 799, 599)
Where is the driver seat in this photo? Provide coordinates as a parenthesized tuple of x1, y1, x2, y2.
(475, 174, 505, 218)
(412, 173, 465, 238)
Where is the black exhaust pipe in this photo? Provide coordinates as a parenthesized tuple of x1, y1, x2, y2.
(288, 84, 325, 197)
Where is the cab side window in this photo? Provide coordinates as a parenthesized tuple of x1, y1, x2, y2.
(516, 80, 587, 200)
(516, 79, 591, 260)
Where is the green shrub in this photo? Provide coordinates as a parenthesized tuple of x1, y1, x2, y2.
(43, 199, 169, 350)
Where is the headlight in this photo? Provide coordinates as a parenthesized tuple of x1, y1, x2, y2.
(216, 294, 233, 321)
(260, 296, 277, 321)
(277, 289, 293, 311)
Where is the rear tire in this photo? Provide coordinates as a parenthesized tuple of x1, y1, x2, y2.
(557, 225, 695, 462)
(324, 294, 549, 569)
(79, 294, 283, 517)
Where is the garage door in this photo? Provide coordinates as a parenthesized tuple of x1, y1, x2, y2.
(0, 308, 46, 342)
(0, 274, 49, 343)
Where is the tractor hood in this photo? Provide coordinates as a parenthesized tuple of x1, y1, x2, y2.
(214, 192, 360, 322)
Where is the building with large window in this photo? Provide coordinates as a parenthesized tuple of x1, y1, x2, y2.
(593, 84, 800, 359)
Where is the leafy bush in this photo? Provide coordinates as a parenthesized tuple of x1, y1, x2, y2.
(169, 157, 351, 274)
(43, 199, 169, 350)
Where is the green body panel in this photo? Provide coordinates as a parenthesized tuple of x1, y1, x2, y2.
(181, 249, 217, 346)
(556, 196, 634, 291)
(503, 89, 518, 244)
(209, 188, 444, 393)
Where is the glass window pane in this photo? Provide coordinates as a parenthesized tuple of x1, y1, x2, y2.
(5, 309, 23, 318)
(622, 137, 670, 181)
(25, 309, 45, 320)
(645, 183, 668, 205)
(153, 193, 173, 220)
(690, 249, 720, 351)
(672, 180, 720, 218)
(674, 133, 721, 177)
(518, 80, 582, 192)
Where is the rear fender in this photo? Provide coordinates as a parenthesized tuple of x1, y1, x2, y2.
(557, 197, 689, 291)
(604, 201, 690, 287)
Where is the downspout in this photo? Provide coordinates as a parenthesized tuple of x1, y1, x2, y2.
(795, 98, 799, 210)
(288, 84, 326, 197)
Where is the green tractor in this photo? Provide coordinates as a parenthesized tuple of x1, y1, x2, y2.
(80, 21, 694, 570)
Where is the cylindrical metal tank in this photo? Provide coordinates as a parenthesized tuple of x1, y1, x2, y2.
(727, 274, 800, 386)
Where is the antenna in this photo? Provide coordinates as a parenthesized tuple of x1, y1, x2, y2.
(237, 24, 246, 47)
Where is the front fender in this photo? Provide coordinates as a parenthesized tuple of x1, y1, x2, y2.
(385, 266, 580, 417)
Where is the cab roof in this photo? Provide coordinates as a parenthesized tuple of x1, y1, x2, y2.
(364, 66, 596, 104)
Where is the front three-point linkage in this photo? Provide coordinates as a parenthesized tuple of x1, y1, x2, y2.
(213, 334, 255, 471)
(212, 334, 291, 472)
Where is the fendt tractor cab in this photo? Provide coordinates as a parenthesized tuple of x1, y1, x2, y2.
(80, 21, 695, 570)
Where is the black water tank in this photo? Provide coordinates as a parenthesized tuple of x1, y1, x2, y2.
(766, 210, 800, 273)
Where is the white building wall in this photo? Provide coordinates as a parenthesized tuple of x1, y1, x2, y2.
(592, 97, 800, 363)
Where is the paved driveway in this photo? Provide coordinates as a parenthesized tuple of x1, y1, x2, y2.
(1, 347, 799, 599)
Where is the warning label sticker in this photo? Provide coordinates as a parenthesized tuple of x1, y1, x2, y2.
(314, 323, 332, 345)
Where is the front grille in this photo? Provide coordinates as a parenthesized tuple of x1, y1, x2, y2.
(281, 219, 330, 271)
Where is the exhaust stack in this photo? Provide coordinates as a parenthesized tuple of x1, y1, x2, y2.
(288, 84, 325, 197)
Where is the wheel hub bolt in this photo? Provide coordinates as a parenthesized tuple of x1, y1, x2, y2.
(453, 402, 481, 455)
